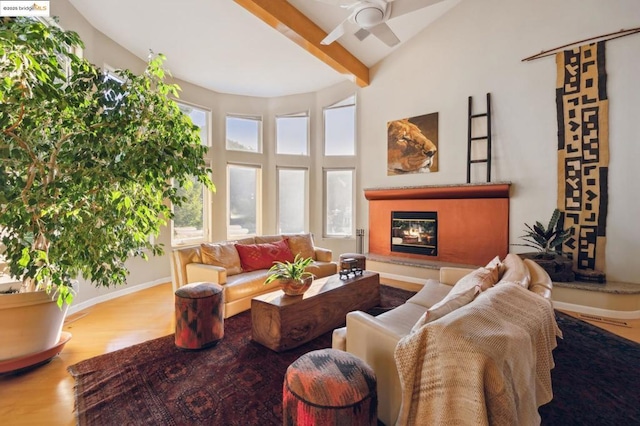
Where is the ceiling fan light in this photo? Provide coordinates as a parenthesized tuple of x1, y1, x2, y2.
(354, 6, 384, 28)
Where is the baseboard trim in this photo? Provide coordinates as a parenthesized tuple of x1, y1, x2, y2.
(68, 277, 170, 315)
(552, 301, 640, 320)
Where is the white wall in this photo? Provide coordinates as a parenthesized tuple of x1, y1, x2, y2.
(357, 0, 640, 283)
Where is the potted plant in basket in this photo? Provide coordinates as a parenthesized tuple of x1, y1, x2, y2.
(513, 208, 575, 281)
(0, 17, 214, 371)
(265, 254, 315, 296)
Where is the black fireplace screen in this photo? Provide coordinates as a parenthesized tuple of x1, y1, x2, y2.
(391, 211, 437, 256)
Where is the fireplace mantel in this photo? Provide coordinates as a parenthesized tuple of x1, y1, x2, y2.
(365, 182, 511, 266)
(364, 182, 511, 200)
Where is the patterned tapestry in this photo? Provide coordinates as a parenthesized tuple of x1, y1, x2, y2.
(556, 42, 609, 273)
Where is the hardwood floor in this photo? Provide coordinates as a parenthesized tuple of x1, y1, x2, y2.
(0, 283, 176, 426)
(0, 282, 637, 425)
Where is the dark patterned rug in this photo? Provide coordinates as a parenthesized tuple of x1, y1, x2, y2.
(68, 287, 640, 426)
(539, 311, 640, 426)
(67, 285, 413, 425)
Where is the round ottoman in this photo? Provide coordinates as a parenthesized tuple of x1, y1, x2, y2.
(174, 282, 224, 350)
(283, 348, 377, 426)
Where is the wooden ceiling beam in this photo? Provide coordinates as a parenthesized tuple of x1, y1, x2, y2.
(234, 0, 370, 88)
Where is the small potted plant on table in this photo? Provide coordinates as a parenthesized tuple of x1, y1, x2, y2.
(265, 255, 315, 296)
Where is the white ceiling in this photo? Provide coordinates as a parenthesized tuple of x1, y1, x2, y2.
(67, 0, 460, 98)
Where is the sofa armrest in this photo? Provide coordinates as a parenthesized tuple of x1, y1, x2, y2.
(346, 311, 405, 426)
(439, 267, 474, 285)
(314, 247, 332, 262)
(185, 263, 227, 285)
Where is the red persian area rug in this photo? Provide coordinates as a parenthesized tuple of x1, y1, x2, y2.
(68, 285, 413, 425)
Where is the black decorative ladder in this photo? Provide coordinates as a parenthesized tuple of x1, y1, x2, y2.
(466, 93, 492, 183)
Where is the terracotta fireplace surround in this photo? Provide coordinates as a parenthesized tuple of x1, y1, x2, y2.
(365, 183, 511, 267)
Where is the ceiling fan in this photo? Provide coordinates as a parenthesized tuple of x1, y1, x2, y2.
(317, 0, 444, 47)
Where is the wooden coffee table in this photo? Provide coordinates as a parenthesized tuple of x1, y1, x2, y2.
(251, 271, 380, 352)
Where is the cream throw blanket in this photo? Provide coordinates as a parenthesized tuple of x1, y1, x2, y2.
(394, 283, 561, 426)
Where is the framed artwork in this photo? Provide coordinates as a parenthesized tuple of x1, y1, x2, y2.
(387, 112, 438, 175)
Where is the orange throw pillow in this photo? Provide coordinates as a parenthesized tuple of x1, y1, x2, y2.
(200, 242, 243, 276)
(285, 234, 316, 260)
(235, 239, 295, 272)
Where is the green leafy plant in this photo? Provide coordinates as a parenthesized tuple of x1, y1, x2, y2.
(264, 254, 314, 285)
(514, 209, 573, 258)
(0, 17, 215, 306)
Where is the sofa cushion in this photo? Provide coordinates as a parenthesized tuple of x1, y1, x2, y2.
(201, 242, 243, 276)
(496, 253, 531, 289)
(235, 239, 295, 272)
(406, 279, 453, 309)
(254, 235, 283, 244)
(452, 265, 500, 295)
(486, 255, 506, 279)
(524, 259, 553, 300)
(375, 302, 428, 337)
(410, 285, 480, 332)
(285, 234, 316, 260)
(224, 269, 278, 301)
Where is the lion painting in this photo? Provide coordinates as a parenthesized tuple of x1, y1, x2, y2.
(387, 115, 438, 175)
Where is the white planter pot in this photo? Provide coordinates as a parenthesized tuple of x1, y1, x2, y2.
(0, 283, 70, 362)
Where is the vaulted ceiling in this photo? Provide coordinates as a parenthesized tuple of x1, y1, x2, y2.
(67, 0, 461, 97)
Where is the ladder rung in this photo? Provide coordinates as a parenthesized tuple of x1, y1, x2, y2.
(470, 136, 488, 141)
(470, 113, 488, 118)
(470, 159, 488, 164)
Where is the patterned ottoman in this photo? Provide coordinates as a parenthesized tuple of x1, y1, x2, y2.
(174, 282, 224, 350)
(283, 348, 377, 425)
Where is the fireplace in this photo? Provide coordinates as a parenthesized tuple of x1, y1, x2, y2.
(391, 211, 437, 256)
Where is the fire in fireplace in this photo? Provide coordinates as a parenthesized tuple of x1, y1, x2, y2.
(391, 211, 438, 256)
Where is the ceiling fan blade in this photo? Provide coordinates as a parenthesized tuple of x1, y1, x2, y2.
(389, 0, 445, 19)
(369, 22, 400, 47)
(321, 19, 349, 45)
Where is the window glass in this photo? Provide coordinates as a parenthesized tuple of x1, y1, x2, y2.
(277, 168, 307, 234)
(325, 169, 354, 237)
(172, 176, 207, 244)
(228, 164, 261, 238)
(226, 115, 261, 152)
(276, 112, 309, 155)
(324, 95, 356, 156)
(171, 102, 210, 245)
(179, 104, 209, 146)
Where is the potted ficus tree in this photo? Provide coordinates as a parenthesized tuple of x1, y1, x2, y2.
(514, 209, 575, 282)
(265, 255, 315, 296)
(0, 17, 214, 371)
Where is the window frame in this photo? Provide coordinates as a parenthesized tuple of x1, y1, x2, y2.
(170, 100, 212, 247)
(170, 162, 212, 247)
(275, 111, 310, 156)
(276, 166, 309, 235)
(323, 95, 356, 157)
(226, 163, 263, 240)
(225, 114, 263, 153)
(323, 167, 355, 238)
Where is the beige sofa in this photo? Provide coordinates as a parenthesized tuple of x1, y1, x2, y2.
(332, 254, 556, 426)
(171, 234, 337, 318)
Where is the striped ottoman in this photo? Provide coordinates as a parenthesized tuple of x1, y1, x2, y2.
(174, 282, 224, 350)
(283, 348, 377, 425)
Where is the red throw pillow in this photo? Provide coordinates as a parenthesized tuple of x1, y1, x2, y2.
(235, 239, 295, 272)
